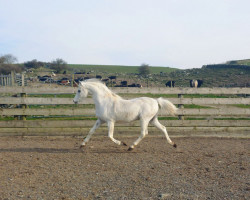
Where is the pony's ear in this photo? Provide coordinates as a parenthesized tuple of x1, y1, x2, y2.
(79, 81, 83, 86)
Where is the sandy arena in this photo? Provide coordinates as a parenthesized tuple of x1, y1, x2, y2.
(0, 136, 249, 199)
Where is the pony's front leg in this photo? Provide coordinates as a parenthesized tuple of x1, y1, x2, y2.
(108, 121, 127, 146)
(80, 119, 103, 148)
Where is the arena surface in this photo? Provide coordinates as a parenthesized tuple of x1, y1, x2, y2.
(0, 136, 249, 199)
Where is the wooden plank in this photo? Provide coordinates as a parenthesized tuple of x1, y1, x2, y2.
(0, 86, 250, 95)
(0, 97, 249, 105)
(0, 108, 94, 116)
(113, 87, 250, 95)
(0, 97, 93, 105)
(172, 98, 250, 105)
(0, 120, 249, 128)
(178, 108, 250, 116)
(0, 108, 249, 116)
(0, 86, 76, 94)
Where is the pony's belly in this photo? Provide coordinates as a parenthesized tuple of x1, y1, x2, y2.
(96, 110, 139, 122)
(115, 112, 139, 122)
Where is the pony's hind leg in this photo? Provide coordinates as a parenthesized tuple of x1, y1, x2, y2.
(80, 119, 103, 148)
(108, 121, 127, 146)
(150, 117, 177, 148)
(128, 119, 149, 151)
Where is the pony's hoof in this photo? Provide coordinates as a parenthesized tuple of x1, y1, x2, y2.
(121, 141, 127, 146)
(80, 145, 85, 149)
(128, 147, 134, 151)
(173, 143, 177, 148)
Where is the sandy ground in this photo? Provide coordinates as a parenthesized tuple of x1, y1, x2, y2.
(0, 136, 249, 200)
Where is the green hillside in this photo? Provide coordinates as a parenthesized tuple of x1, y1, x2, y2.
(226, 59, 250, 66)
(68, 64, 178, 74)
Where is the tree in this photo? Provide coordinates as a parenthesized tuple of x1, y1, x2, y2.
(24, 59, 46, 69)
(0, 54, 23, 74)
(0, 64, 24, 74)
(0, 54, 18, 64)
(49, 58, 68, 73)
(138, 63, 150, 77)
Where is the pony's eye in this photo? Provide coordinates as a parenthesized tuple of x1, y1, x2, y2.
(78, 90, 81, 93)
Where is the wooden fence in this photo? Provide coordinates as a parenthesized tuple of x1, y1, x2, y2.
(0, 72, 27, 86)
(0, 86, 249, 137)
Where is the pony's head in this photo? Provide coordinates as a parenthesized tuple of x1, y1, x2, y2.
(73, 81, 89, 104)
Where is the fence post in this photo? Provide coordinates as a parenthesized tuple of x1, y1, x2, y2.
(13, 94, 18, 120)
(11, 71, 15, 87)
(4, 76, 7, 86)
(20, 93, 27, 120)
(71, 74, 74, 87)
(21, 73, 25, 87)
(178, 94, 184, 120)
(11, 71, 15, 86)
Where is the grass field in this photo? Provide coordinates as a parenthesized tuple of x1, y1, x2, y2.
(68, 64, 178, 74)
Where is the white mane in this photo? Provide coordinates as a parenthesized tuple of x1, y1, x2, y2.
(83, 79, 121, 99)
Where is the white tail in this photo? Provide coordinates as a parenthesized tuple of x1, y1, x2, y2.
(157, 97, 178, 116)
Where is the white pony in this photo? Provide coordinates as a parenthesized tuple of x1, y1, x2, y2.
(73, 79, 178, 151)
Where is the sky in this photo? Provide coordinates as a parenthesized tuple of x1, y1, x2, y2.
(0, 0, 250, 69)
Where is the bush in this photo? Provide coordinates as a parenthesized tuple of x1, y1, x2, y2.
(24, 59, 47, 69)
(49, 58, 68, 73)
(0, 64, 24, 74)
(138, 63, 150, 77)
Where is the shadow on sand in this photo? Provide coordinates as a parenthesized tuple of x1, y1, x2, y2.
(0, 147, 137, 154)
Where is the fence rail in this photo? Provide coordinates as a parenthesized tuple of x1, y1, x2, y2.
(0, 86, 249, 137)
(0, 86, 249, 94)
(0, 107, 249, 116)
(0, 97, 249, 105)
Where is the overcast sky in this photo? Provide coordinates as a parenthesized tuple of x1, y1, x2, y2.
(0, 0, 250, 69)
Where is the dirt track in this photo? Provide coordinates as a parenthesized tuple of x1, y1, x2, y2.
(0, 136, 249, 199)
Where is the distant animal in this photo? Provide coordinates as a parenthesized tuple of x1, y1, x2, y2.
(102, 79, 109, 83)
(96, 75, 102, 79)
(39, 77, 47, 82)
(197, 79, 203, 87)
(190, 80, 198, 88)
(60, 80, 70, 85)
(38, 75, 51, 82)
(165, 81, 175, 87)
(73, 79, 177, 151)
(128, 83, 142, 88)
(190, 79, 203, 88)
(120, 81, 128, 86)
(108, 76, 117, 80)
(61, 77, 69, 80)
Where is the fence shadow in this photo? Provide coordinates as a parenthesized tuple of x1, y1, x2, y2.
(0, 147, 137, 154)
(0, 147, 80, 153)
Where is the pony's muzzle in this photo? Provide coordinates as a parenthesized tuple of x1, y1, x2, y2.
(73, 100, 78, 104)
